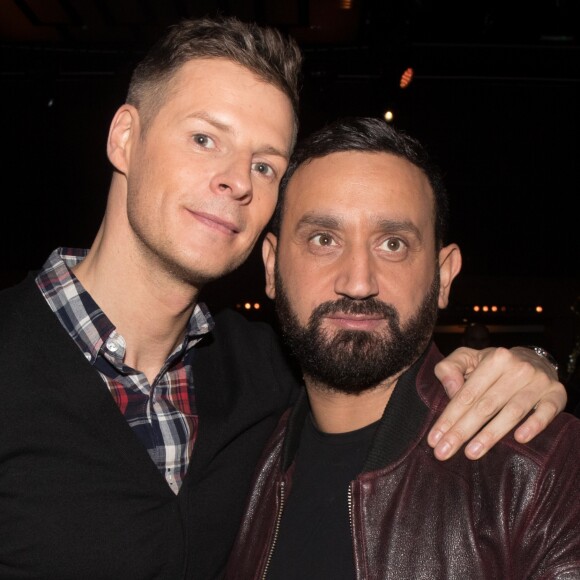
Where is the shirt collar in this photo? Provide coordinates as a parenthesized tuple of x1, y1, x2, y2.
(36, 247, 214, 364)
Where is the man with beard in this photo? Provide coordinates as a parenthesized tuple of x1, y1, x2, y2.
(225, 117, 580, 579)
(0, 15, 569, 580)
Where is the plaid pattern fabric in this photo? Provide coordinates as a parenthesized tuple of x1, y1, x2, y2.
(36, 247, 214, 494)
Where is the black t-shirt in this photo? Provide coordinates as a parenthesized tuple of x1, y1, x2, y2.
(266, 413, 379, 580)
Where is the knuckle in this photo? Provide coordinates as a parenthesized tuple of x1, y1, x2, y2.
(434, 358, 450, 372)
(509, 363, 535, 384)
(496, 348, 536, 380)
(521, 414, 545, 434)
(502, 401, 528, 423)
(474, 396, 499, 419)
(456, 386, 477, 406)
(490, 346, 513, 366)
(550, 385, 568, 410)
(535, 398, 561, 419)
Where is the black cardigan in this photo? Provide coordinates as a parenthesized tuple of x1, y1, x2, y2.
(0, 274, 300, 579)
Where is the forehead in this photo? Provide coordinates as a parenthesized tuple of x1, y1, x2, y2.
(157, 57, 295, 145)
(169, 57, 270, 94)
(283, 151, 435, 232)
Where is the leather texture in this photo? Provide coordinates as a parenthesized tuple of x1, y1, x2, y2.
(226, 343, 580, 580)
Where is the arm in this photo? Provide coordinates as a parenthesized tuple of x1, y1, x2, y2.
(428, 346, 566, 460)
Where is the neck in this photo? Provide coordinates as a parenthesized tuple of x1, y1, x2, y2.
(73, 222, 202, 384)
(304, 377, 398, 434)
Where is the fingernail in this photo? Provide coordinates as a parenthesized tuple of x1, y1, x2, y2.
(467, 441, 483, 458)
(517, 426, 531, 442)
(438, 441, 451, 459)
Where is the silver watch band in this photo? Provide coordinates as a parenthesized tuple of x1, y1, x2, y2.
(524, 346, 559, 373)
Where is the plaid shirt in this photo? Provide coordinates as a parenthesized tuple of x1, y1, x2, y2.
(36, 247, 214, 494)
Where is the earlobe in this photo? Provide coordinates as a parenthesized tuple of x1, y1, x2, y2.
(437, 244, 462, 309)
(107, 105, 139, 174)
(262, 233, 278, 300)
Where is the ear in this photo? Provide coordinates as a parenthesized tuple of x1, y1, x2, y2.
(107, 104, 139, 174)
(262, 232, 278, 300)
(437, 243, 462, 309)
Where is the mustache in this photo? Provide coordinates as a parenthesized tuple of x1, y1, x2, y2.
(310, 297, 398, 321)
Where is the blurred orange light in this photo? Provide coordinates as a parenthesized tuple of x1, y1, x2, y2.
(535, 305, 543, 313)
(473, 305, 480, 312)
(254, 303, 260, 310)
(244, 303, 251, 310)
(399, 67, 414, 88)
(482, 305, 489, 312)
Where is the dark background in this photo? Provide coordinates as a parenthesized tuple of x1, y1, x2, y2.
(1, 0, 579, 384)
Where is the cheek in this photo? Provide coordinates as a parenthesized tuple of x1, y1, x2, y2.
(282, 265, 327, 321)
(251, 190, 278, 226)
(378, 268, 432, 308)
(128, 169, 164, 218)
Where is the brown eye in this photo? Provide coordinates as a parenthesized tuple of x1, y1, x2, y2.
(378, 237, 409, 261)
(311, 233, 335, 247)
(386, 238, 402, 251)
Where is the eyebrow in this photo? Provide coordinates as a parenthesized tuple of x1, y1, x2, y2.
(375, 218, 423, 241)
(296, 214, 341, 230)
(185, 111, 290, 159)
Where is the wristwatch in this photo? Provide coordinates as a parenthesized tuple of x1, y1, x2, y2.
(525, 346, 559, 373)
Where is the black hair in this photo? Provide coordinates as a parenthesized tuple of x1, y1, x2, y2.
(270, 117, 450, 248)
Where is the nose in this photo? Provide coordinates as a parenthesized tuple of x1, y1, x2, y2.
(211, 157, 253, 203)
(334, 246, 379, 300)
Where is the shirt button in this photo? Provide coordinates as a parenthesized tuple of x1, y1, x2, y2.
(84, 352, 92, 362)
(106, 339, 119, 353)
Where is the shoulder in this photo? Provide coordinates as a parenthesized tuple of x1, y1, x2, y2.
(436, 413, 580, 500)
(210, 307, 278, 341)
(0, 273, 46, 332)
(499, 411, 580, 468)
(202, 308, 288, 361)
(194, 307, 301, 391)
(0, 273, 34, 303)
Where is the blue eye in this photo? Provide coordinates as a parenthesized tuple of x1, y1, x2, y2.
(252, 162, 275, 177)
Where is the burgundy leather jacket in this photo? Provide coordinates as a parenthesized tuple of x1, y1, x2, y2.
(226, 343, 580, 579)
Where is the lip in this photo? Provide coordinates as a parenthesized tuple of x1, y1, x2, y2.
(188, 210, 241, 235)
(324, 313, 385, 331)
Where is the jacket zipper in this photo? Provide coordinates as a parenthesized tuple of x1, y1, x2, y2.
(349, 483, 359, 580)
(262, 480, 286, 580)
(348, 483, 354, 535)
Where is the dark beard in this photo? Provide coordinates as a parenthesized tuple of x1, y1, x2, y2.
(274, 267, 440, 394)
